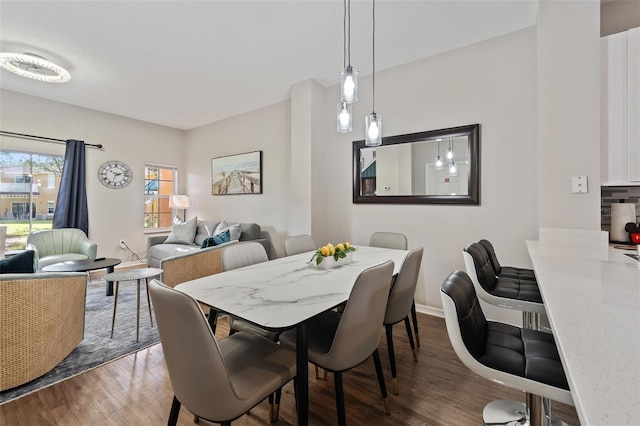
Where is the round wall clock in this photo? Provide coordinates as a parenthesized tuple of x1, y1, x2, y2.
(98, 160, 132, 189)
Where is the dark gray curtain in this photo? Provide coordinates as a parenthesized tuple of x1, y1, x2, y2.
(53, 140, 89, 234)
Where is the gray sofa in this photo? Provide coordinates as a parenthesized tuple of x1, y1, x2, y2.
(146, 220, 270, 268)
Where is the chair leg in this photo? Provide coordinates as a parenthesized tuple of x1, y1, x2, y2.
(411, 299, 420, 347)
(385, 324, 399, 395)
(274, 387, 282, 422)
(334, 371, 346, 426)
(372, 349, 390, 415)
(110, 281, 120, 339)
(145, 278, 153, 327)
(404, 316, 418, 362)
(268, 393, 274, 422)
(168, 396, 181, 426)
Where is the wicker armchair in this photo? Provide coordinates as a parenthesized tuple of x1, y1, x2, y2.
(0, 272, 87, 391)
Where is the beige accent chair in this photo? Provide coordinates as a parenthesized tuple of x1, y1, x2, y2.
(369, 232, 421, 348)
(0, 272, 87, 391)
(383, 246, 423, 395)
(280, 260, 395, 425)
(147, 280, 296, 426)
(26, 228, 97, 270)
(284, 234, 316, 256)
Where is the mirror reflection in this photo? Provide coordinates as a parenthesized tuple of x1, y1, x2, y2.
(353, 124, 480, 205)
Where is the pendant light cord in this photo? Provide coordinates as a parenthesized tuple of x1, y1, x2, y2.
(343, 0, 347, 68)
(372, 0, 376, 113)
(347, 0, 352, 66)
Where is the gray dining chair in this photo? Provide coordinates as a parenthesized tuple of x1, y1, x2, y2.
(147, 280, 297, 426)
(383, 246, 423, 395)
(279, 260, 395, 426)
(220, 242, 279, 340)
(284, 234, 316, 256)
(369, 232, 421, 348)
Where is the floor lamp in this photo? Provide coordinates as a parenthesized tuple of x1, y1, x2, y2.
(169, 194, 190, 222)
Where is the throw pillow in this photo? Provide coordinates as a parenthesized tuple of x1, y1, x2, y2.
(200, 229, 231, 249)
(0, 250, 35, 274)
(164, 216, 198, 245)
(213, 221, 241, 241)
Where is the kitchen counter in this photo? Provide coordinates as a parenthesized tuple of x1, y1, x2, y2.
(527, 240, 640, 425)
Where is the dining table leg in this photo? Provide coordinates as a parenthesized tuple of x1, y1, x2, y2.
(295, 323, 308, 426)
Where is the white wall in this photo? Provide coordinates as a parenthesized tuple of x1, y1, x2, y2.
(0, 89, 184, 260)
(183, 101, 291, 258)
(307, 27, 539, 323)
(538, 0, 601, 230)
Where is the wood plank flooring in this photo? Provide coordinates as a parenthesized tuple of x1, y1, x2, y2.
(0, 313, 580, 425)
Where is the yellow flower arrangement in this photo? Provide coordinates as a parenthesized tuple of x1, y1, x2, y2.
(311, 241, 357, 265)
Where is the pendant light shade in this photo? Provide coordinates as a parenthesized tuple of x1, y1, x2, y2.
(365, 0, 382, 147)
(365, 112, 382, 146)
(337, 101, 353, 132)
(341, 65, 358, 103)
(449, 161, 458, 176)
(435, 139, 443, 170)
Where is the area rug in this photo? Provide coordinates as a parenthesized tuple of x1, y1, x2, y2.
(0, 278, 160, 404)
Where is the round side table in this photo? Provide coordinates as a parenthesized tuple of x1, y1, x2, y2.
(103, 267, 163, 342)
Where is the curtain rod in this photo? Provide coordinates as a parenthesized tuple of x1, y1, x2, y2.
(0, 130, 103, 149)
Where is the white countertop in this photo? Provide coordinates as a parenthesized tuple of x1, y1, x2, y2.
(176, 245, 407, 330)
(527, 240, 640, 426)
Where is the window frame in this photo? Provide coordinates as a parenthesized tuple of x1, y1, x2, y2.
(144, 163, 178, 232)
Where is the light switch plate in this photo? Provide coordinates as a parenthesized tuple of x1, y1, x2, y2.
(571, 176, 588, 193)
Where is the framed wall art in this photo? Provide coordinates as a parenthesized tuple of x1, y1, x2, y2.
(211, 151, 262, 195)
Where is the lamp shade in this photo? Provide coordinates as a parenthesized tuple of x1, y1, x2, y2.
(169, 194, 190, 209)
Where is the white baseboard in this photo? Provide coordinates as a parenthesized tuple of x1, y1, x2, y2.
(415, 302, 443, 318)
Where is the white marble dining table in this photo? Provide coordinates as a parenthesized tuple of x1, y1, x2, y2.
(175, 245, 408, 425)
(527, 240, 640, 426)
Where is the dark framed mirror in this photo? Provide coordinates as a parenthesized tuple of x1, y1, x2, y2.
(353, 124, 480, 205)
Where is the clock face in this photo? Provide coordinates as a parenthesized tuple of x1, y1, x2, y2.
(98, 160, 132, 189)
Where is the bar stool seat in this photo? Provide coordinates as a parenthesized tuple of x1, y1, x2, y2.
(104, 267, 163, 343)
(440, 270, 573, 426)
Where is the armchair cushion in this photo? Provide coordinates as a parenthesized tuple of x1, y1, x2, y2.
(0, 250, 35, 274)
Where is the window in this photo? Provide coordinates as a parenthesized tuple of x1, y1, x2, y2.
(144, 164, 177, 230)
(0, 150, 64, 250)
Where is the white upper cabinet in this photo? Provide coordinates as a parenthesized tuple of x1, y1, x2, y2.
(601, 27, 640, 185)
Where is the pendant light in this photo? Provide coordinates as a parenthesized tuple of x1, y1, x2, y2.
(435, 139, 443, 170)
(365, 0, 382, 147)
(449, 161, 458, 177)
(446, 138, 454, 160)
(340, 0, 358, 104)
(337, 101, 353, 132)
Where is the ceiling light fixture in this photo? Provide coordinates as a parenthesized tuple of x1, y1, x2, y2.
(340, 0, 358, 104)
(435, 139, 444, 170)
(0, 52, 70, 83)
(365, 0, 382, 146)
(338, 0, 355, 132)
(446, 138, 454, 160)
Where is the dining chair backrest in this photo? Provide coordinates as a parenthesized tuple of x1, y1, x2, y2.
(323, 260, 394, 372)
(384, 247, 423, 325)
(284, 234, 316, 257)
(147, 279, 239, 420)
(221, 241, 269, 271)
(369, 232, 408, 250)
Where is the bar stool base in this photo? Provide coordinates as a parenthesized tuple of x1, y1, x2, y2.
(483, 400, 527, 425)
(483, 400, 569, 426)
